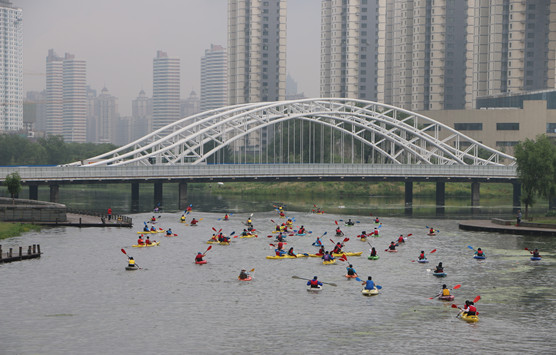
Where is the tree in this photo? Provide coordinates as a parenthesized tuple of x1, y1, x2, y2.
(4, 172, 22, 204)
(514, 135, 556, 218)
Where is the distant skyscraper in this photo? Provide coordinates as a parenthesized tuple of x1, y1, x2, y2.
(152, 50, 180, 131)
(181, 90, 200, 118)
(0, 0, 23, 132)
(228, 0, 287, 104)
(131, 89, 152, 140)
(88, 86, 118, 143)
(46, 49, 63, 137)
(200, 44, 227, 112)
(320, 0, 379, 101)
(62, 53, 87, 142)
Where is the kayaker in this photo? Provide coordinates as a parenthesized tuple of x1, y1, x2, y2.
(429, 227, 435, 234)
(532, 249, 541, 257)
(180, 215, 186, 222)
(224, 214, 229, 221)
(195, 252, 205, 263)
(333, 242, 343, 254)
(276, 233, 285, 242)
(418, 251, 426, 260)
(317, 246, 325, 256)
(307, 276, 323, 288)
(151, 216, 156, 221)
(312, 237, 322, 246)
(145, 236, 152, 245)
(279, 211, 285, 218)
(275, 248, 285, 256)
(210, 234, 218, 242)
(166, 228, 173, 236)
(359, 231, 367, 239)
(346, 264, 357, 276)
(374, 217, 380, 224)
(373, 228, 379, 236)
(346, 219, 354, 226)
(143, 225, 149, 232)
(239, 269, 249, 280)
(277, 241, 284, 251)
(190, 218, 198, 226)
(186, 205, 192, 213)
(388, 241, 397, 250)
(137, 236, 145, 245)
(322, 251, 334, 262)
(362, 276, 375, 290)
(242, 229, 249, 236)
(369, 247, 377, 257)
(441, 284, 450, 297)
(462, 300, 477, 316)
(434, 262, 444, 273)
(475, 248, 485, 257)
(287, 247, 297, 257)
(397, 234, 405, 244)
(335, 227, 343, 236)
(247, 217, 252, 226)
(298, 226, 306, 234)
(150, 225, 156, 232)
(128, 256, 136, 267)
(247, 225, 255, 232)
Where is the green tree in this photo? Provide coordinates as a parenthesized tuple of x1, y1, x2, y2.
(4, 172, 22, 204)
(514, 135, 556, 218)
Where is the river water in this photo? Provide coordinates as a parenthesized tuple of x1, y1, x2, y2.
(1, 209, 555, 354)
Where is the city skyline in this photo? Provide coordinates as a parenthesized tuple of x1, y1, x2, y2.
(19, 0, 321, 116)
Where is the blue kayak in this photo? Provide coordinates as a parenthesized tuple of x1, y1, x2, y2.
(530, 256, 542, 261)
(473, 255, 486, 260)
(417, 259, 429, 263)
(433, 272, 447, 277)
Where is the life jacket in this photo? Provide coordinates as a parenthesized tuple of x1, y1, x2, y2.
(442, 289, 450, 296)
(468, 305, 477, 314)
(336, 228, 341, 234)
(150, 227, 156, 231)
(533, 251, 540, 257)
(288, 250, 295, 256)
(435, 267, 443, 273)
(398, 236, 404, 243)
(389, 244, 396, 250)
(146, 239, 152, 245)
(275, 250, 282, 256)
(310, 279, 319, 287)
(278, 242, 284, 250)
(347, 268, 355, 275)
(477, 250, 484, 256)
(180, 217, 185, 221)
(419, 253, 425, 259)
(137, 239, 144, 245)
(191, 220, 197, 225)
(195, 254, 203, 261)
(370, 249, 377, 256)
(128, 259, 135, 266)
(374, 230, 378, 235)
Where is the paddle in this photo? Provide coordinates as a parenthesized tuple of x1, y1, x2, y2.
(426, 226, 440, 233)
(451, 295, 481, 311)
(121, 248, 141, 269)
(292, 275, 337, 287)
(203, 245, 212, 255)
(429, 284, 461, 299)
(467, 245, 476, 252)
(355, 277, 383, 289)
(411, 248, 437, 262)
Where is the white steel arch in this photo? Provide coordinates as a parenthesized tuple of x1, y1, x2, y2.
(72, 98, 516, 167)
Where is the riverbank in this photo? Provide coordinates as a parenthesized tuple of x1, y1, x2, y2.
(0, 222, 40, 240)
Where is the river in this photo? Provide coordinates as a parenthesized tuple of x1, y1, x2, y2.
(1, 207, 554, 354)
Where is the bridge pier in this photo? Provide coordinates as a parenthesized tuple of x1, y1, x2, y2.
(471, 182, 480, 206)
(131, 182, 140, 212)
(513, 182, 521, 212)
(436, 182, 445, 216)
(154, 182, 163, 208)
(28, 184, 38, 200)
(49, 184, 59, 203)
(178, 182, 188, 210)
(404, 181, 413, 216)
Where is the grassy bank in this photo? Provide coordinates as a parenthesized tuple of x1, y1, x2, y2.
(0, 222, 41, 240)
(193, 181, 514, 198)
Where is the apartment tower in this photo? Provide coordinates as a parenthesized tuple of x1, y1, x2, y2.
(200, 44, 228, 112)
(152, 50, 180, 131)
(0, 0, 23, 132)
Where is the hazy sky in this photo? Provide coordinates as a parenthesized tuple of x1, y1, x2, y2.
(19, 0, 321, 115)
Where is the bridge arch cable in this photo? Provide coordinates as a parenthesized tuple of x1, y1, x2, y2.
(73, 98, 516, 167)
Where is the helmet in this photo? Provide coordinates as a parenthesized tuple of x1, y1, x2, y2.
(313, 276, 318, 279)
(198, 252, 201, 254)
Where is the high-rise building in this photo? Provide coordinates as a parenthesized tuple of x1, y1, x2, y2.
(200, 44, 227, 112)
(228, 0, 287, 105)
(181, 90, 200, 118)
(152, 50, 180, 131)
(131, 89, 152, 140)
(88, 86, 118, 143)
(46, 50, 87, 142)
(0, 0, 23, 132)
(320, 0, 379, 101)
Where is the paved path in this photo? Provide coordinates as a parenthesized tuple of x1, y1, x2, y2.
(459, 219, 556, 236)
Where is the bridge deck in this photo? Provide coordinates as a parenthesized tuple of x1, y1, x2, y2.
(459, 219, 556, 236)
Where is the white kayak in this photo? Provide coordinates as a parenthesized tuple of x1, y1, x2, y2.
(361, 287, 379, 296)
(307, 285, 323, 292)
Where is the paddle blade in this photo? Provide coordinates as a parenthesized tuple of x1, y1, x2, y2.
(250, 268, 255, 272)
(230, 231, 236, 236)
(474, 295, 481, 303)
(430, 249, 437, 254)
(524, 247, 529, 250)
(407, 233, 412, 237)
(322, 231, 328, 236)
(205, 245, 212, 253)
(467, 245, 474, 250)
(335, 220, 338, 225)
(121, 248, 127, 255)
(212, 227, 217, 232)
(451, 304, 458, 308)
(376, 285, 382, 289)
(453, 284, 461, 289)
(355, 277, 362, 282)
(343, 237, 350, 242)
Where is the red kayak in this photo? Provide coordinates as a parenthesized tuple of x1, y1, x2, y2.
(195, 260, 207, 264)
(345, 274, 358, 279)
(438, 295, 455, 301)
(386, 249, 398, 253)
(238, 276, 252, 281)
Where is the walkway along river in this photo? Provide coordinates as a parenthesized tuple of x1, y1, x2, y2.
(0, 210, 554, 354)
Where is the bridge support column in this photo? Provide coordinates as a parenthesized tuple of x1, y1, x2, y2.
(471, 182, 480, 206)
(513, 182, 521, 212)
(178, 182, 188, 210)
(131, 183, 140, 212)
(49, 184, 59, 203)
(436, 182, 445, 216)
(29, 184, 38, 200)
(154, 182, 163, 208)
(404, 181, 413, 216)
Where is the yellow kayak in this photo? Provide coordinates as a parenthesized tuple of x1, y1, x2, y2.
(362, 288, 379, 296)
(331, 252, 362, 257)
(240, 234, 258, 238)
(323, 259, 337, 265)
(459, 312, 479, 322)
(206, 240, 219, 244)
(132, 241, 160, 248)
(266, 254, 308, 259)
(136, 230, 163, 234)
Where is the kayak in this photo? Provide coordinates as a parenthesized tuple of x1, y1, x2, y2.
(238, 276, 252, 281)
(323, 259, 337, 265)
(132, 241, 160, 247)
(312, 243, 323, 247)
(331, 252, 363, 257)
(307, 285, 322, 292)
(368, 255, 380, 260)
(473, 255, 486, 260)
(361, 288, 379, 296)
(433, 272, 447, 277)
(195, 260, 207, 264)
(125, 265, 139, 271)
(137, 230, 162, 234)
(386, 249, 398, 253)
(206, 240, 219, 244)
(438, 295, 455, 301)
(164, 234, 177, 237)
(219, 242, 230, 246)
(240, 234, 258, 238)
(360, 237, 367, 242)
(371, 234, 379, 238)
(335, 234, 344, 237)
(266, 254, 308, 259)
(530, 256, 542, 261)
(345, 274, 358, 278)
(417, 259, 429, 263)
(295, 233, 306, 236)
(458, 312, 479, 323)
(427, 233, 436, 236)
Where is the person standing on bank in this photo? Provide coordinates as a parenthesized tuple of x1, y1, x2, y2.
(108, 207, 112, 221)
(516, 210, 522, 226)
